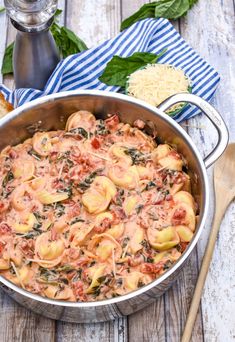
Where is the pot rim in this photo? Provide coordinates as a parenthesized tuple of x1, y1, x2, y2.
(0, 90, 209, 308)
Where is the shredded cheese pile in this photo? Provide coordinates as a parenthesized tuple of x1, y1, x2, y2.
(127, 64, 190, 112)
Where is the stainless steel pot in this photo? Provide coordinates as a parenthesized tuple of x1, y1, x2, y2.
(0, 90, 229, 323)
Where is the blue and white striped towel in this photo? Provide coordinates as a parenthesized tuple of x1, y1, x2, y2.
(0, 18, 220, 122)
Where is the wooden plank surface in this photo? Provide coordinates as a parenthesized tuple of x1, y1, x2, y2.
(180, 1, 235, 341)
(0, 0, 234, 341)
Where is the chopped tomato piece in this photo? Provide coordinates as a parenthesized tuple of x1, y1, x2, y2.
(169, 150, 181, 160)
(179, 242, 188, 252)
(0, 241, 5, 255)
(72, 280, 87, 301)
(9, 149, 18, 159)
(140, 262, 163, 274)
(68, 203, 81, 218)
(91, 137, 101, 149)
(105, 114, 119, 128)
(0, 200, 9, 213)
(68, 248, 80, 260)
(19, 239, 35, 257)
(133, 119, 145, 129)
(172, 208, 186, 225)
(0, 223, 12, 234)
(93, 218, 112, 233)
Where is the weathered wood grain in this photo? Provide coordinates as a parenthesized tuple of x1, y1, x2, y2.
(66, 0, 121, 47)
(164, 249, 204, 342)
(0, 290, 55, 342)
(121, 0, 147, 20)
(0, 0, 7, 85)
(56, 318, 127, 342)
(180, 0, 235, 341)
(128, 297, 166, 342)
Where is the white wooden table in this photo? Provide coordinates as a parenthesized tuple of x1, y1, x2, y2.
(0, 1, 235, 341)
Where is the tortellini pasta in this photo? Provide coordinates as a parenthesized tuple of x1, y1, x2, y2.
(89, 233, 122, 261)
(171, 202, 196, 232)
(82, 176, 116, 214)
(107, 223, 124, 239)
(173, 191, 195, 211)
(12, 159, 35, 181)
(124, 222, 144, 254)
(37, 189, 69, 205)
(108, 144, 132, 165)
(35, 232, 65, 267)
(29, 177, 46, 190)
(0, 109, 198, 302)
(108, 165, 139, 189)
(0, 259, 10, 270)
(175, 225, 194, 242)
(8, 265, 32, 286)
(13, 213, 37, 234)
(86, 265, 107, 294)
(44, 285, 75, 301)
(124, 272, 147, 291)
(32, 132, 52, 157)
(152, 144, 172, 161)
(65, 110, 96, 131)
(152, 144, 183, 171)
(11, 184, 32, 211)
(147, 226, 180, 251)
(70, 223, 94, 247)
(123, 196, 138, 215)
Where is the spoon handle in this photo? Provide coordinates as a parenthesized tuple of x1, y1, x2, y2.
(181, 205, 227, 342)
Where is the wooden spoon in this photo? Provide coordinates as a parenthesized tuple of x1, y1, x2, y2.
(181, 143, 235, 342)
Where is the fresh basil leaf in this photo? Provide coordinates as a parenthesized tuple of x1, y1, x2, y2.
(1, 42, 14, 75)
(51, 22, 88, 58)
(99, 50, 166, 88)
(121, 3, 157, 31)
(0, 7, 5, 13)
(120, 0, 199, 31)
(154, 0, 190, 20)
(54, 8, 63, 18)
(189, 0, 198, 8)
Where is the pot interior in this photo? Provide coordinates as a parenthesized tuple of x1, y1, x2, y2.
(0, 91, 207, 307)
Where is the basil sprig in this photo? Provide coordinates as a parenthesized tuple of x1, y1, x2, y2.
(121, 0, 199, 31)
(99, 49, 166, 88)
(50, 22, 87, 59)
(1, 43, 14, 76)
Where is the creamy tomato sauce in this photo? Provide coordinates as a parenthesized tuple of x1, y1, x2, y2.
(0, 111, 197, 302)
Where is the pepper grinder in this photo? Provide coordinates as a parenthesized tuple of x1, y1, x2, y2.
(4, 0, 60, 90)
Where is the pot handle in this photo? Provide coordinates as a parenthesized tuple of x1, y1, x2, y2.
(158, 93, 229, 168)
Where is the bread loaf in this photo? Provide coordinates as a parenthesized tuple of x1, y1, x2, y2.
(0, 93, 13, 118)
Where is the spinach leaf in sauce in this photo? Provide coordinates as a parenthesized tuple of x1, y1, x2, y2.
(2, 170, 14, 188)
(124, 148, 147, 165)
(66, 127, 88, 139)
(77, 169, 103, 192)
(28, 149, 42, 161)
(95, 120, 110, 136)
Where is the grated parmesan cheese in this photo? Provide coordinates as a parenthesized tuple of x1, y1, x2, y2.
(127, 64, 190, 113)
